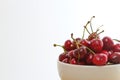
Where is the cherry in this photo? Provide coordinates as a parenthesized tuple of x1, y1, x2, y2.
(109, 52, 120, 64)
(64, 40, 76, 51)
(85, 53, 94, 65)
(101, 50, 109, 56)
(70, 58, 77, 64)
(102, 36, 114, 51)
(66, 50, 74, 58)
(77, 61, 86, 65)
(88, 29, 104, 41)
(73, 49, 80, 59)
(80, 39, 89, 47)
(75, 38, 81, 42)
(113, 44, 120, 52)
(59, 53, 67, 61)
(62, 58, 69, 63)
(92, 53, 108, 65)
(88, 32, 99, 40)
(89, 39, 103, 53)
(73, 46, 87, 59)
(72, 38, 81, 48)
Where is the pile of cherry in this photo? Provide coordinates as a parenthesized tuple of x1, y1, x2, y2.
(54, 16, 120, 66)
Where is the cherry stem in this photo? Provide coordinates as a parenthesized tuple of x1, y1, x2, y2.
(113, 39, 120, 42)
(97, 30, 104, 35)
(84, 21, 91, 34)
(85, 46, 95, 54)
(82, 27, 85, 39)
(71, 33, 80, 49)
(95, 28, 100, 33)
(79, 43, 95, 55)
(53, 44, 66, 53)
(90, 16, 95, 33)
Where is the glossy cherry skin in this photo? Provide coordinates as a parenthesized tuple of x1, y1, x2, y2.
(70, 58, 77, 64)
(102, 36, 114, 51)
(101, 50, 109, 56)
(109, 52, 120, 64)
(64, 40, 75, 51)
(80, 39, 89, 47)
(66, 50, 74, 58)
(88, 32, 99, 40)
(92, 53, 108, 66)
(77, 61, 86, 65)
(89, 39, 103, 53)
(113, 44, 120, 52)
(59, 53, 67, 61)
(85, 53, 94, 65)
(73, 46, 87, 59)
(62, 58, 69, 63)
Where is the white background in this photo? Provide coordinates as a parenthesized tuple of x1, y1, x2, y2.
(0, 0, 120, 80)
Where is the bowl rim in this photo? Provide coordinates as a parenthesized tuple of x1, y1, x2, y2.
(58, 60, 120, 68)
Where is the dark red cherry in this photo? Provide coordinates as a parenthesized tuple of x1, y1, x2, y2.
(113, 44, 120, 52)
(73, 46, 87, 59)
(77, 61, 86, 65)
(86, 53, 94, 65)
(59, 53, 67, 61)
(62, 58, 69, 63)
(102, 36, 114, 51)
(89, 39, 103, 53)
(109, 52, 120, 64)
(70, 58, 77, 64)
(75, 38, 81, 42)
(92, 53, 108, 66)
(88, 32, 100, 40)
(80, 39, 89, 47)
(101, 50, 109, 56)
(64, 40, 75, 51)
(66, 50, 74, 58)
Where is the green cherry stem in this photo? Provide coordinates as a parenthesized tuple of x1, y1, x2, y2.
(85, 46, 95, 54)
(53, 44, 67, 53)
(90, 16, 95, 33)
(97, 30, 104, 35)
(82, 27, 86, 40)
(96, 25, 103, 32)
(113, 39, 120, 42)
(84, 21, 91, 34)
(71, 33, 80, 49)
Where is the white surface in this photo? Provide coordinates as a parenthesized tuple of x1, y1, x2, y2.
(0, 0, 120, 80)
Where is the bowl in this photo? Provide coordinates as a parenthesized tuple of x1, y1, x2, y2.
(57, 60, 120, 80)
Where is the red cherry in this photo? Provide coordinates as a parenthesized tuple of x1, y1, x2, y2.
(62, 58, 69, 63)
(113, 44, 120, 52)
(73, 46, 87, 59)
(80, 39, 89, 47)
(77, 61, 86, 65)
(102, 36, 114, 51)
(75, 38, 81, 42)
(70, 58, 77, 64)
(86, 53, 94, 65)
(64, 40, 75, 51)
(88, 32, 100, 40)
(59, 53, 67, 61)
(101, 50, 109, 56)
(92, 53, 108, 65)
(109, 52, 120, 64)
(66, 50, 74, 58)
(89, 39, 103, 53)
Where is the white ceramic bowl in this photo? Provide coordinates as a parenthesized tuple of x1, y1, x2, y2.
(57, 60, 120, 80)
